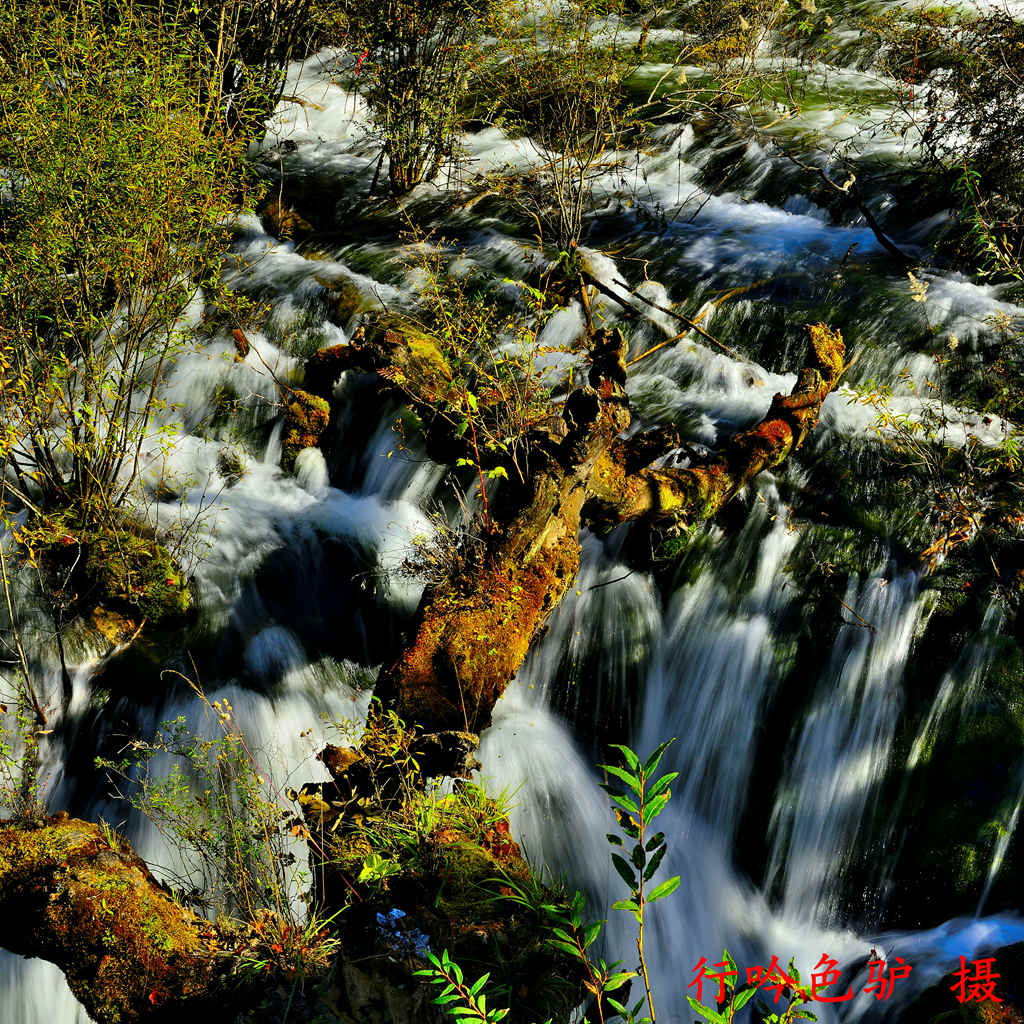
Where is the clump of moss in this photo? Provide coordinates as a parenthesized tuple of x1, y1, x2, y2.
(281, 387, 330, 472)
(19, 509, 192, 626)
(81, 525, 192, 624)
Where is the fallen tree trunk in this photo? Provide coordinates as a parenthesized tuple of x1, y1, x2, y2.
(306, 315, 845, 736)
(0, 320, 844, 1017)
(0, 814, 238, 1022)
(583, 323, 845, 528)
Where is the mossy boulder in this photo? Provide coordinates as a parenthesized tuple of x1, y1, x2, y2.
(259, 197, 314, 242)
(282, 387, 330, 472)
(81, 525, 192, 625)
(21, 510, 192, 628)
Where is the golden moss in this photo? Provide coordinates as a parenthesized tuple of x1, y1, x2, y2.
(0, 817, 227, 1022)
(282, 388, 331, 472)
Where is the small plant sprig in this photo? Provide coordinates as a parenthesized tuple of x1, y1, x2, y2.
(414, 741, 686, 1024)
(415, 949, 515, 1024)
(599, 741, 681, 1024)
(542, 889, 635, 1024)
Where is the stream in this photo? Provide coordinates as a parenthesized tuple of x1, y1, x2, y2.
(3, 6, 1024, 1021)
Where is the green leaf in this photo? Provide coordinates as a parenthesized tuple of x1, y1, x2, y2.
(611, 853, 637, 888)
(612, 792, 640, 815)
(645, 832, 665, 851)
(548, 939, 580, 958)
(601, 763, 641, 791)
(582, 921, 603, 948)
(611, 899, 639, 913)
(606, 833, 623, 846)
(608, 743, 640, 770)
(643, 740, 674, 778)
(469, 973, 490, 996)
(604, 971, 636, 991)
(733, 987, 756, 1012)
(788, 958, 802, 985)
(722, 949, 737, 983)
(644, 792, 670, 820)
(646, 875, 680, 902)
(487, 465, 508, 480)
(642, 844, 667, 881)
(686, 996, 725, 1024)
(793, 1012, 818, 1021)
(645, 772, 678, 801)
(631, 843, 647, 870)
(606, 998, 629, 1015)
(619, 817, 640, 840)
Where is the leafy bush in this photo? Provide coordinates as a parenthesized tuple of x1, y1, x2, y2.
(97, 687, 306, 922)
(341, 0, 497, 194)
(0, 0, 254, 529)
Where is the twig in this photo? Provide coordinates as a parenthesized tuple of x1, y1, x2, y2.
(582, 270, 743, 361)
(626, 279, 768, 367)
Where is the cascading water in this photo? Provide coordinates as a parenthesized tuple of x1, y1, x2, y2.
(767, 569, 927, 928)
(4, 8, 1024, 1022)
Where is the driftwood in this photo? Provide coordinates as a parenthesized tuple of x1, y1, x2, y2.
(305, 314, 845, 736)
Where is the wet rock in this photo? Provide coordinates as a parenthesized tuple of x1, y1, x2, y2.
(899, 942, 1024, 1023)
(259, 197, 314, 242)
(304, 343, 356, 400)
(282, 388, 330, 473)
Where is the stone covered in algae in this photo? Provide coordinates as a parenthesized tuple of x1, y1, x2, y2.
(282, 387, 330, 472)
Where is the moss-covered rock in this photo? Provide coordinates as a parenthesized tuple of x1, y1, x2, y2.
(20, 510, 192, 628)
(81, 525, 192, 625)
(282, 387, 330, 473)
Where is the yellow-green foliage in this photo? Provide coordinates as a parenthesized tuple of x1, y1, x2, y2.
(0, 0, 254, 531)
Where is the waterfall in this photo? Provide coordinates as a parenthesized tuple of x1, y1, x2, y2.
(766, 569, 926, 928)
(5, 9, 1024, 1022)
(639, 480, 797, 841)
(976, 771, 1024, 919)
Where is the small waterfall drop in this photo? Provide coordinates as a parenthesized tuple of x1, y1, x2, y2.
(767, 569, 927, 928)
